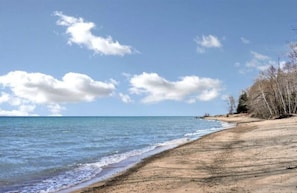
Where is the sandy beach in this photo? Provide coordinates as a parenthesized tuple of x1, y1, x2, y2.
(75, 114, 297, 193)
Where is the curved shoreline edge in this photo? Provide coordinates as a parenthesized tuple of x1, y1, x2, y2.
(65, 118, 229, 193)
(73, 114, 297, 193)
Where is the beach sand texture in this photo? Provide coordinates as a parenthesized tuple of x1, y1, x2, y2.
(76, 114, 297, 193)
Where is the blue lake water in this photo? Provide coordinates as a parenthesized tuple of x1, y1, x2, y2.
(0, 116, 232, 193)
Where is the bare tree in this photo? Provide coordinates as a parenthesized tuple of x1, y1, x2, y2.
(226, 95, 236, 114)
(247, 43, 297, 119)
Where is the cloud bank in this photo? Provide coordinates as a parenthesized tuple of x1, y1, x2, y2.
(0, 71, 116, 115)
(129, 72, 222, 103)
(54, 11, 134, 56)
(0, 71, 222, 115)
(195, 34, 222, 53)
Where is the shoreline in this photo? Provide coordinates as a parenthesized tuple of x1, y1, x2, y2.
(70, 115, 244, 193)
(73, 114, 297, 193)
(66, 118, 230, 193)
(1, 116, 225, 193)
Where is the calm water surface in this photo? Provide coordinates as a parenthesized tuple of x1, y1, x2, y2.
(0, 116, 232, 193)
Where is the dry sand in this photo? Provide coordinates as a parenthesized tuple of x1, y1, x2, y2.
(75, 114, 297, 193)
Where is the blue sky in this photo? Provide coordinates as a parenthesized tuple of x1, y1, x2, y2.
(0, 0, 296, 116)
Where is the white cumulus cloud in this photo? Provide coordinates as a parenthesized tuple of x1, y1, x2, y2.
(47, 104, 65, 116)
(129, 72, 222, 103)
(194, 34, 222, 53)
(0, 92, 10, 104)
(0, 71, 116, 115)
(54, 11, 135, 56)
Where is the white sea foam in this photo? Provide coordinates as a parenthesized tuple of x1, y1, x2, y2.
(157, 138, 190, 148)
(11, 146, 158, 193)
(220, 121, 236, 129)
(90, 145, 157, 171)
(15, 164, 103, 193)
(184, 129, 205, 137)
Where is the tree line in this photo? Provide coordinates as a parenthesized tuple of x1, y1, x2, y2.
(236, 43, 297, 119)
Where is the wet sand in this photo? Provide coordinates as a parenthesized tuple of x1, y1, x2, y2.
(75, 114, 297, 193)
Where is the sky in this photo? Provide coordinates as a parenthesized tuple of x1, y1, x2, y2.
(0, 0, 297, 116)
